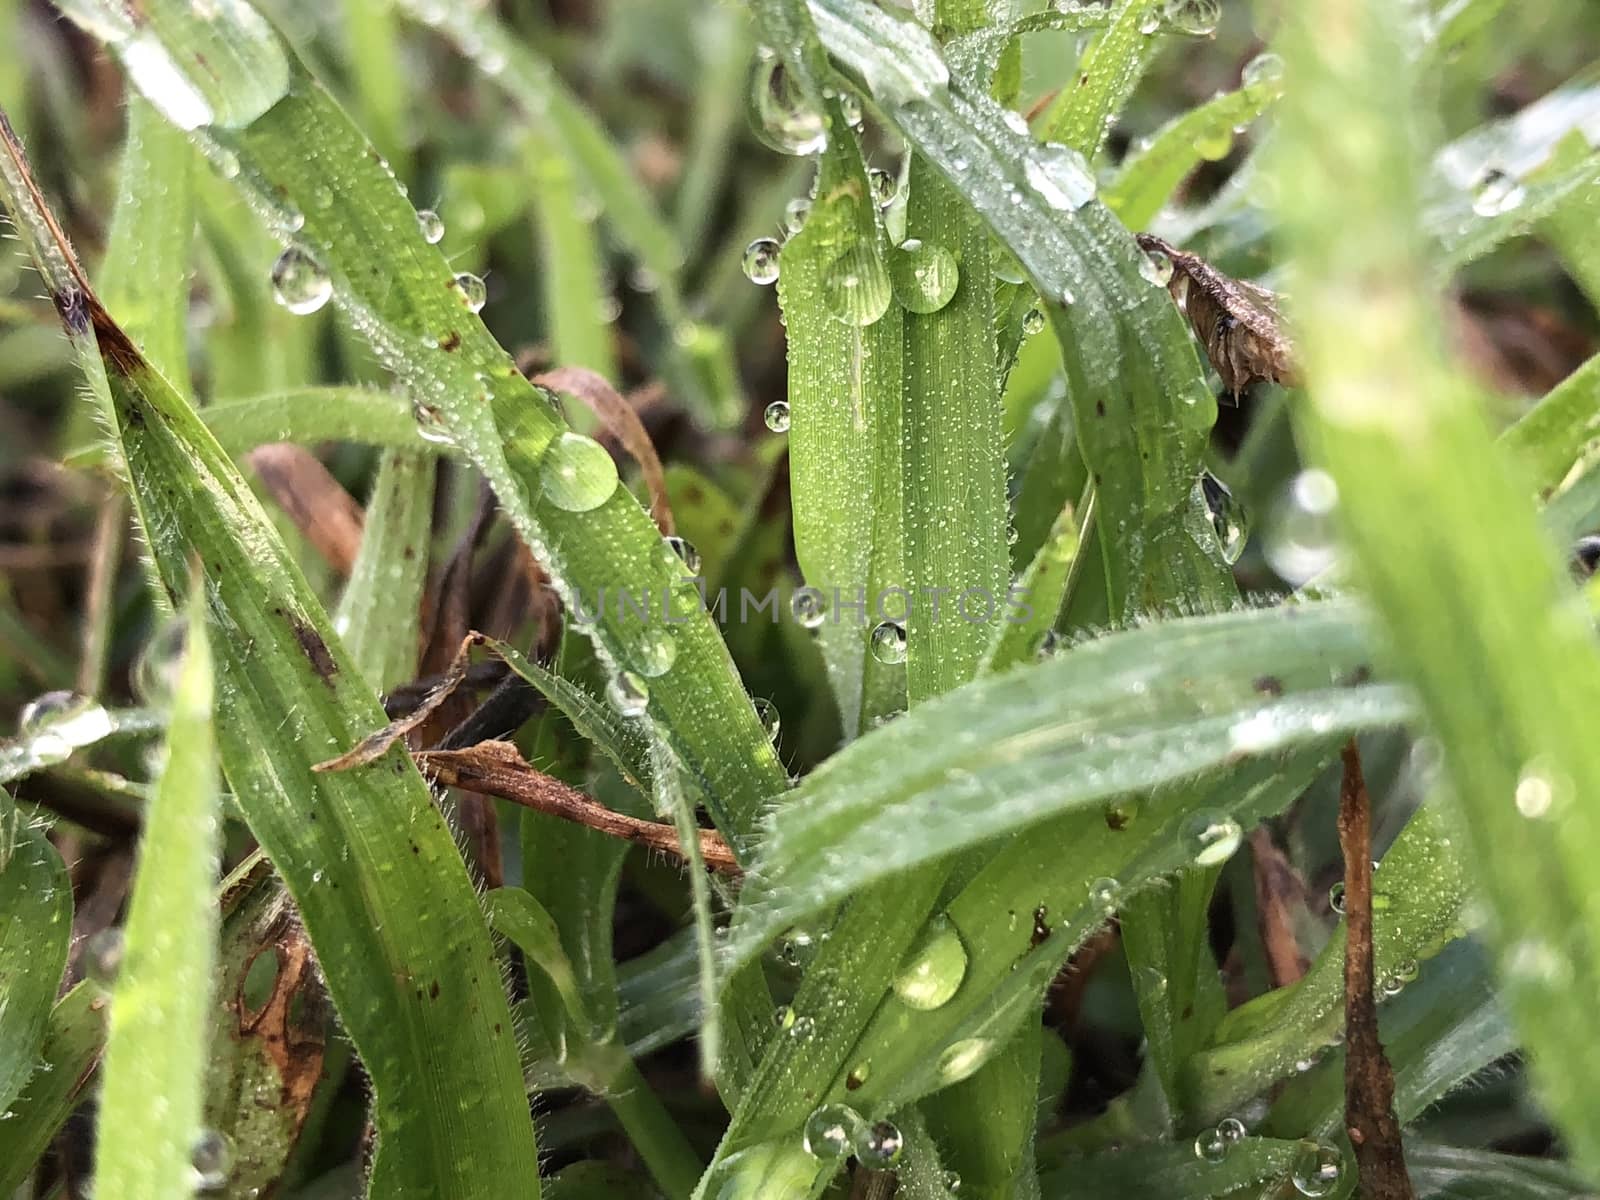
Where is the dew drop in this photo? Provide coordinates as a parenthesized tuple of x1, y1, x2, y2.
(791, 588, 828, 629)
(890, 238, 960, 314)
(85, 927, 125, 986)
(753, 698, 781, 743)
(190, 1128, 234, 1191)
(1216, 1116, 1246, 1144)
(20, 691, 106, 742)
(1022, 307, 1046, 336)
(1163, 0, 1220, 36)
(1195, 470, 1248, 564)
(779, 927, 817, 967)
(541, 432, 618, 512)
(132, 617, 188, 708)
(1138, 10, 1161, 34)
(936, 1037, 993, 1084)
(789, 1014, 817, 1041)
(411, 402, 456, 446)
(451, 272, 488, 313)
(783, 196, 813, 234)
(634, 627, 677, 678)
(846, 1061, 870, 1089)
(802, 1103, 859, 1158)
(1265, 468, 1340, 585)
(764, 400, 792, 433)
(869, 167, 898, 209)
(839, 92, 864, 129)
(1472, 167, 1526, 218)
(1087, 876, 1122, 915)
(1242, 51, 1286, 89)
(1138, 245, 1175, 287)
(1104, 796, 1139, 830)
(416, 209, 445, 244)
(666, 535, 702, 575)
(856, 1120, 904, 1168)
(892, 916, 968, 1011)
(943, 1170, 963, 1193)
(1181, 810, 1243, 867)
(1193, 1126, 1230, 1164)
(1023, 142, 1096, 211)
(1194, 126, 1233, 162)
(748, 57, 828, 156)
(742, 237, 782, 286)
(270, 247, 332, 315)
(606, 671, 650, 718)
(1329, 881, 1346, 914)
(869, 620, 908, 665)
(1515, 761, 1564, 820)
(1290, 1141, 1342, 1196)
(821, 241, 893, 327)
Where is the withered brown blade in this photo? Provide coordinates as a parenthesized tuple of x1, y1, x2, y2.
(1136, 233, 1300, 400)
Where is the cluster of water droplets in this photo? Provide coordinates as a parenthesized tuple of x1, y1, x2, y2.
(1192, 1115, 1246, 1163)
(801, 1104, 904, 1168)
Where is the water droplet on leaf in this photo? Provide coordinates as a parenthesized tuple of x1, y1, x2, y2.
(1181, 810, 1243, 866)
(748, 57, 827, 156)
(1023, 142, 1096, 211)
(451, 272, 487, 313)
(870, 621, 908, 665)
(803, 1104, 859, 1158)
(856, 1120, 903, 1168)
(85, 927, 125, 986)
(666, 535, 702, 575)
(1265, 469, 1339, 585)
(270, 247, 332, 315)
(764, 400, 791, 433)
(1163, 0, 1220, 35)
(1139, 245, 1175, 287)
(1472, 168, 1526, 218)
(892, 916, 968, 1010)
(791, 588, 828, 629)
(1022, 307, 1046, 336)
(191, 1128, 234, 1191)
(541, 432, 618, 512)
(821, 241, 893, 327)
(1291, 1141, 1342, 1196)
(890, 238, 960, 314)
(1242, 51, 1285, 89)
(416, 209, 445, 244)
(743, 237, 782, 285)
(606, 671, 649, 718)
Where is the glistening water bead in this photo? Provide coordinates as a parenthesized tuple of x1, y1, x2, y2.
(889, 239, 960, 314)
(1163, 0, 1221, 36)
(190, 1129, 235, 1191)
(541, 433, 619, 512)
(855, 1121, 904, 1169)
(1139, 244, 1175, 287)
(270, 247, 333, 315)
(763, 400, 791, 433)
(606, 671, 649, 718)
(892, 916, 968, 1010)
(1290, 1142, 1343, 1196)
(742, 237, 782, 285)
(803, 1103, 859, 1158)
(416, 208, 445, 244)
(1181, 810, 1243, 866)
(869, 620, 908, 665)
(451, 272, 488, 313)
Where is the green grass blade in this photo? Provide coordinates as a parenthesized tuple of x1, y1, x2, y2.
(1038, 1136, 1299, 1199)
(94, 591, 220, 1199)
(0, 821, 70, 1112)
(527, 129, 618, 385)
(201, 386, 428, 454)
(337, 0, 409, 173)
(1403, 1142, 1593, 1199)
(725, 601, 1405, 978)
(1500, 351, 1600, 497)
(335, 449, 433, 691)
(1104, 67, 1286, 231)
(981, 490, 1084, 674)
(652, 737, 721, 1078)
(1, 98, 541, 1195)
(1275, 0, 1600, 1175)
(98, 94, 195, 393)
(1037, 0, 1159, 159)
(777, 116, 906, 735)
(802, 0, 1234, 619)
(0, 984, 108, 1195)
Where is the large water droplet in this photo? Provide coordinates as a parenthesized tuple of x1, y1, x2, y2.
(753, 697, 781, 743)
(1216, 1117, 1246, 1145)
(1291, 1141, 1343, 1196)
(1472, 167, 1526, 218)
(869, 167, 898, 209)
(1194, 471, 1248, 564)
(890, 239, 960, 314)
(936, 1037, 993, 1085)
(85, 927, 125, 986)
(748, 57, 828, 156)
(666, 535, 702, 576)
(1515, 761, 1564, 820)
(191, 1128, 234, 1191)
(869, 621, 908, 665)
(855, 1120, 904, 1168)
(1329, 881, 1346, 914)
(1194, 126, 1233, 162)
(412, 401, 456, 446)
(634, 628, 677, 678)
(1087, 876, 1122, 915)
(1265, 468, 1339, 585)
(416, 209, 445, 244)
(1242, 51, 1285, 89)
(1163, 0, 1220, 35)
(1139, 245, 1175, 287)
(270, 247, 332, 315)
(743, 237, 782, 285)
(451, 272, 488, 313)
(1181, 810, 1243, 867)
(1193, 1126, 1230, 1164)
(783, 196, 813, 234)
(791, 588, 828, 629)
(132, 617, 188, 708)
(606, 671, 649, 718)
(893, 916, 968, 1010)
(1022, 307, 1046, 336)
(802, 1103, 860, 1158)
(821, 242, 893, 327)
(541, 432, 618, 512)
(764, 400, 792, 433)
(1024, 142, 1096, 211)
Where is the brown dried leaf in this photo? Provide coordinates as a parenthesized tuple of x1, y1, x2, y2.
(1136, 233, 1300, 400)
(244, 445, 365, 575)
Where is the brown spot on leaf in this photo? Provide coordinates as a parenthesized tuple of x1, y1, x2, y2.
(1253, 674, 1284, 697)
(439, 330, 462, 352)
(289, 614, 338, 682)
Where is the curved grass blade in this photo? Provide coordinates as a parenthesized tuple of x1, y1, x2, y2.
(1403, 1142, 1593, 1199)
(200, 387, 428, 455)
(1274, 0, 1600, 1175)
(1038, 1135, 1300, 1199)
(0, 983, 108, 1195)
(1500, 351, 1600, 498)
(94, 592, 220, 1199)
(1037, 0, 1160, 160)
(0, 100, 540, 1196)
(0, 820, 70, 1112)
(725, 602, 1407, 976)
(1185, 804, 1471, 1123)
(1105, 69, 1287, 231)
(981, 489, 1085, 674)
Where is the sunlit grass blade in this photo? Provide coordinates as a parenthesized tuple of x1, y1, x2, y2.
(94, 591, 219, 1200)
(1, 95, 540, 1195)
(1275, 0, 1600, 1175)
